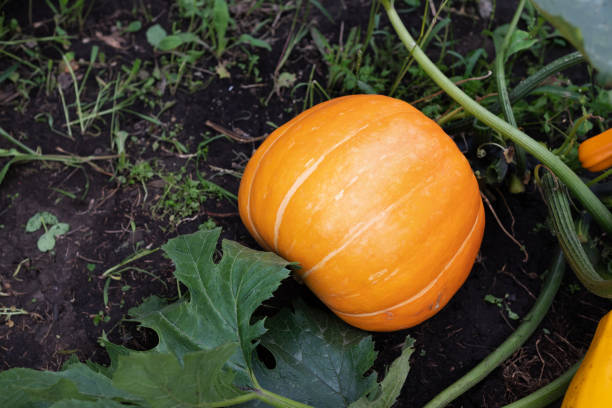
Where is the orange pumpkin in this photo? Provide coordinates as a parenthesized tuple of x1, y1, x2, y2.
(578, 128, 612, 172)
(238, 94, 485, 331)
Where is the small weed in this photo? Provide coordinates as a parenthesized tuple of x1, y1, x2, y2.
(44, 0, 95, 31)
(199, 218, 218, 230)
(484, 293, 520, 320)
(91, 310, 111, 327)
(1, 306, 28, 328)
(151, 166, 235, 225)
(25, 212, 70, 253)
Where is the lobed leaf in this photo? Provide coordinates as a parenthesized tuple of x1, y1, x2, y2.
(112, 343, 246, 408)
(0, 363, 139, 408)
(252, 300, 379, 407)
(129, 228, 291, 384)
(349, 337, 415, 408)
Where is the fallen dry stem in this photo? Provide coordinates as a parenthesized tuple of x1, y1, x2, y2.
(481, 191, 529, 262)
(205, 120, 267, 143)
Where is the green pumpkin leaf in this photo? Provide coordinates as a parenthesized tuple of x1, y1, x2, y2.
(112, 344, 245, 408)
(2, 228, 413, 407)
(349, 337, 415, 408)
(0, 363, 139, 408)
(129, 228, 291, 384)
(531, 0, 612, 83)
(252, 300, 378, 407)
(51, 400, 129, 408)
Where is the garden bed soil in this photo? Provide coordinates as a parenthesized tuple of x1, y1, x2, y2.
(0, 1, 610, 407)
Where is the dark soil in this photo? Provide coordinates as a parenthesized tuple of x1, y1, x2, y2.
(0, 1, 610, 407)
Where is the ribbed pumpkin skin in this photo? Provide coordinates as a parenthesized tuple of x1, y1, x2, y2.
(238, 94, 485, 331)
(578, 128, 612, 172)
(562, 310, 612, 407)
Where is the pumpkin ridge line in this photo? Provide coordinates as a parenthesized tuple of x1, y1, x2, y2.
(272, 108, 418, 252)
(330, 203, 483, 318)
(245, 98, 345, 245)
(299, 176, 432, 280)
(272, 123, 371, 251)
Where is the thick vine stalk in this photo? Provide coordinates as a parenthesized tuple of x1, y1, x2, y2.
(422, 250, 566, 408)
(537, 170, 612, 298)
(380, 0, 612, 235)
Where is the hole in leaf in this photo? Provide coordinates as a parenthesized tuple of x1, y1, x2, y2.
(255, 344, 276, 369)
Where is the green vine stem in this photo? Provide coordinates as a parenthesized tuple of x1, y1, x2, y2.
(495, 0, 527, 175)
(501, 361, 581, 408)
(256, 388, 314, 408)
(206, 388, 314, 408)
(422, 249, 566, 408)
(508, 52, 583, 107)
(380, 0, 612, 235)
(537, 169, 612, 298)
(442, 51, 585, 128)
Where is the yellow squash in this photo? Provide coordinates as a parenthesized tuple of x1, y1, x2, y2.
(562, 310, 612, 407)
(578, 128, 612, 172)
(238, 95, 484, 331)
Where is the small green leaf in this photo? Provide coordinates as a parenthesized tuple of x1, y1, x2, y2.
(146, 24, 167, 48)
(157, 34, 185, 51)
(505, 30, 538, 60)
(238, 34, 271, 51)
(0, 364, 138, 408)
(0, 63, 19, 84)
(484, 294, 502, 306)
(213, 0, 230, 55)
(156, 32, 199, 51)
(37, 222, 70, 252)
(253, 300, 378, 407)
(492, 26, 537, 61)
(125, 21, 141, 33)
(507, 310, 520, 320)
(25, 212, 59, 232)
(50, 222, 70, 236)
(277, 72, 296, 89)
(350, 337, 415, 408)
(113, 344, 245, 408)
(310, 27, 332, 57)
